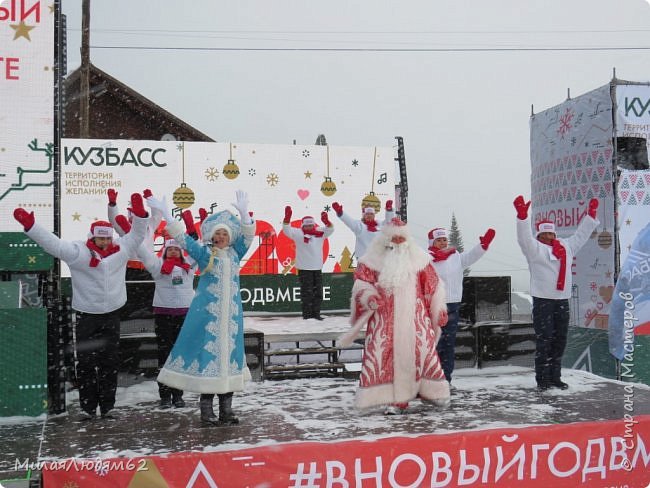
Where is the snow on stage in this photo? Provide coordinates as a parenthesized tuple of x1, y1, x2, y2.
(2, 316, 650, 487)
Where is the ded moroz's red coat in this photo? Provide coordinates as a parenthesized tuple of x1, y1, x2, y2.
(341, 243, 450, 410)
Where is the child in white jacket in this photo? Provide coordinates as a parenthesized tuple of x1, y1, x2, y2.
(137, 238, 197, 409)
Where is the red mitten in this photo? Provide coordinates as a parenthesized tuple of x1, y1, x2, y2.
(332, 202, 343, 216)
(107, 188, 118, 206)
(199, 208, 208, 224)
(588, 198, 599, 219)
(513, 195, 531, 220)
(284, 206, 292, 223)
(181, 210, 196, 236)
(321, 211, 332, 227)
(480, 228, 496, 250)
(115, 214, 131, 233)
(128, 193, 148, 218)
(143, 189, 153, 199)
(13, 208, 35, 231)
(385, 200, 393, 212)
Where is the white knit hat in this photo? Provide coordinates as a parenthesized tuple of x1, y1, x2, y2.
(90, 221, 113, 238)
(427, 228, 447, 246)
(536, 220, 556, 236)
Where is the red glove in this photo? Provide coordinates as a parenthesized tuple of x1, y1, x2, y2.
(480, 228, 496, 250)
(128, 193, 148, 218)
(321, 211, 332, 227)
(115, 214, 131, 233)
(284, 206, 292, 223)
(385, 200, 393, 212)
(181, 210, 196, 236)
(143, 189, 153, 199)
(107, 188, 118, 206)
(199, 208, 208, 224)
(513, 195, 531, 220)
(332, 202, 343, 216)
(13, 208, 35, 231)
(588, 198, 599, 219)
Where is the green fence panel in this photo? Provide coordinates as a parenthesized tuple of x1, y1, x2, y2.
(0, 232, 53, 272)
(0, 308, 48, 417)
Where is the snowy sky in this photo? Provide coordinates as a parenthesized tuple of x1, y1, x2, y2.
(60, 0, 650, 291)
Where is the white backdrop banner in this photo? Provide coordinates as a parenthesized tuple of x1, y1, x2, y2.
(60, 139, 396, 278)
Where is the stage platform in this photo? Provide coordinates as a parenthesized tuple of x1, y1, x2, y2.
(2, 367, 650, 487)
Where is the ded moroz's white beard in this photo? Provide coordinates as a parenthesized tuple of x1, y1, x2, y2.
(378, 241, 415, 291)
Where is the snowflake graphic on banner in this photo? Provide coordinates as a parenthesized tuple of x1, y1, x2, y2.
(557, 108, 574, 139)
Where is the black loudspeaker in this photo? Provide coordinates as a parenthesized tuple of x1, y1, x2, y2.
(244, 330, 265, 382)
(460, 276, 511, 324)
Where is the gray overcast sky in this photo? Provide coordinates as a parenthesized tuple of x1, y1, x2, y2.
(62, 0, 650, 291)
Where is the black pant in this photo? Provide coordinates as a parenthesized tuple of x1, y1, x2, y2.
(154, 313, 184, 400)
(532, 297, 570, 385)
(436, 302, 461, 382)
(75, 310, 120, 415)
(298, 269, 323, 319)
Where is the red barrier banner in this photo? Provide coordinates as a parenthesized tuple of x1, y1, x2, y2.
(42, 415, 650, 487)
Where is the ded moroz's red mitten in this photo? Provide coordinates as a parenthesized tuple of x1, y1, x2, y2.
(385, 200, 393, 212)
(143, 189, 153, 199)
(284, 206, 292, 224)
(332, 202, 343, 216)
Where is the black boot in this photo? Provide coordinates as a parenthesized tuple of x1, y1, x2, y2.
(218, 393, 239, 425)
(200, 394, 219, 425)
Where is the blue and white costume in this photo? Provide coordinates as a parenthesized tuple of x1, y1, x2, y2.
(157, 210, 255, 394)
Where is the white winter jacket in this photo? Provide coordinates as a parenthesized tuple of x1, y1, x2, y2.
(26, 215, 149, 313)
(282, 223, 334, 271)
(517, 215, 599, 300)
(431, 243, 486, 303)
(337, 208, 395, 259)
(137, 246, 196, 309)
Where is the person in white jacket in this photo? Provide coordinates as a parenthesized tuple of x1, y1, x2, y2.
(428, 226, 496, 383)
(331, 199, 395, 260)
(136, 238, 197, 409)
(514, 195, 600, 391)
(282, 207, 334, 320)
(13, 193, 151, 419)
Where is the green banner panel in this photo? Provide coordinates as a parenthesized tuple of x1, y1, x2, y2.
(564, 326, 650, 387)
(240, 272, 354, 313)
(0, 232, 53, 272)
(0, 282, 21, 309)
(0, 308, 47, 417)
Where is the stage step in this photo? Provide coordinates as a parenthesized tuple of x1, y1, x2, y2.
(265, 345, 362, 356)
(264, 362, 346, 373)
